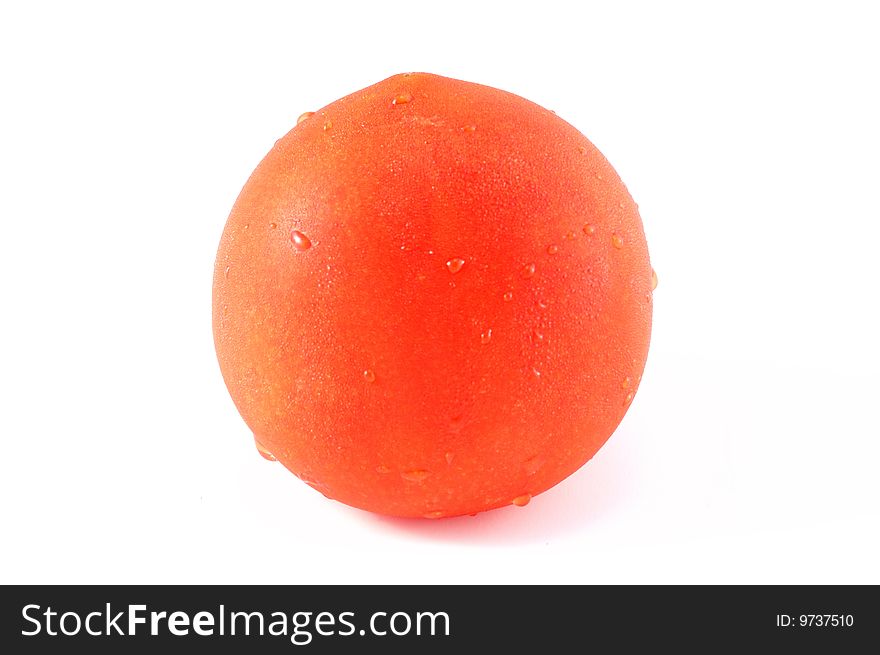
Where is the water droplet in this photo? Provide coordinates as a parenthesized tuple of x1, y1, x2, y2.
(624, 392, 634, 405)
(503, 291, 514, 302)
(521, 263, 536, 278)
(651, 268, 658, 290)
(401, 469, 431, 483)
(445, 452, 455, 465)
(300, 474, 331, 496)
(611, 233, 624, 249)
(563, 231, 576, 241)
(243, 224, 249, 230)
(291, 230, 312, 251)
(446, 258, 465, 274)
(480, 329, 493, 345)
(269, 222, 277, 229)
(363, 369, 376, 383)
(532, 367, 542, 377)
(523, 455, 545, 476)
(392, 91, 412, 105)
(462, 124, 477, 133)
(537, 299, 548, 309)
(376, 464, 391, 474)
(512, 494, 532, 507)
(578, 145, 587, 154)
(224, 265, 230, 279)
(254, 437, 277, 462)
(547, 244, 559, 255)
(596, 172, 604, 180)
(583, 224, 595, 236)
(423, 511, 445, 519)
(297, 111, 314, 124)
(622, 376, 631, 389)
(312, 486, 335, 500)
(323, 120, 333, 131)
(531, 328, 544, 343)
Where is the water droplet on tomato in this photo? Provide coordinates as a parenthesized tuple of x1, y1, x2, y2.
(462, 124, 477, 133)
(622, 376, 631, 390)
(651, 268, 658, 290)
(291, 230, 312, 251)
(512, 494, 532, 507)
(583, 224, 595, 236)
(392, 92, 412, 105)
(224, 265, 230, 279)
(307, 482, 333, 500)
(522, 263, 536, 278)
(269, 222, 277, 230)
(322, 120, 333, 131)
(503, 291, 514, 302)
(547, 244, 559, 255)
(254, 437, 277, 462)
(297, 111, 314, 124)
(531, 328, 544, 343)
(401, 470, 431, 483)
(300, 474, 330, 496)
(363, 369, 376, 383)
(480, 329, 493, 345)
(446, 258, 465, 274)
(423, 511, 445, 519)
(611, 233, 624, 249)
(624, 392, 634, 405)
(445, 452, 455, 465)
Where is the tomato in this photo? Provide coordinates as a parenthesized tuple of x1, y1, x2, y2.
(213, 73, 653, 518)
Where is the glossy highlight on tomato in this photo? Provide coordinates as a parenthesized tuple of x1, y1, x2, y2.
(213, 73, 653, 518)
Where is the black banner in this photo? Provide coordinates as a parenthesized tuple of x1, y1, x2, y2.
(1, 585, 875, 652)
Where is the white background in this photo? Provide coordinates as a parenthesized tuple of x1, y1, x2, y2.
(2, 1, 878, 584)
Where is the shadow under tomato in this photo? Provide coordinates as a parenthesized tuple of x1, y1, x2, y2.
(362, 427, 637, 545)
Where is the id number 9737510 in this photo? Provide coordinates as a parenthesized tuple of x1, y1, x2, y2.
(776, 614, 854, 628)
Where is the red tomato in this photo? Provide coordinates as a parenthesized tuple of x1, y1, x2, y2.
(213, 73, 653, 518)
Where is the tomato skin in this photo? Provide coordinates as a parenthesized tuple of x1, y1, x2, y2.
(213, 73, 652, 518)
